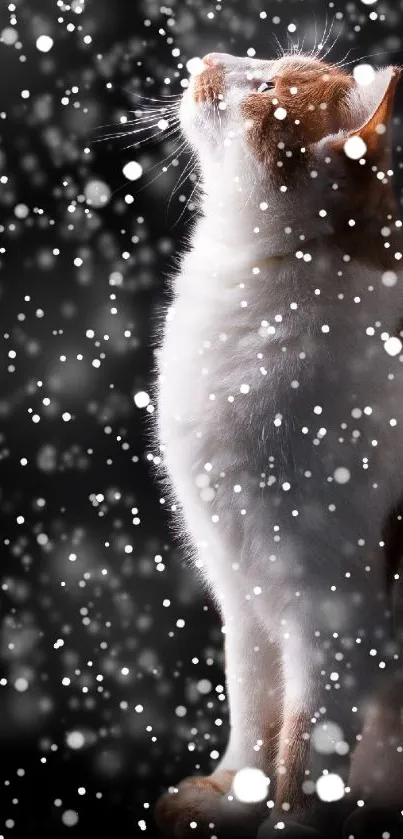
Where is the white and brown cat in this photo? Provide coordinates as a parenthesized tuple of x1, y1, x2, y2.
(153, 50, 403, 837)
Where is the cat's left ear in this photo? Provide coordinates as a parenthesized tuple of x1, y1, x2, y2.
(327, 66, 401, 161)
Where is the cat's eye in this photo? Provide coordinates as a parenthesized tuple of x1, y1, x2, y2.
(258, 81, 275, 93)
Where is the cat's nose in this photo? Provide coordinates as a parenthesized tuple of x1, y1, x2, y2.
(203, 54, 219, 67)
(203, 53, 239, 68)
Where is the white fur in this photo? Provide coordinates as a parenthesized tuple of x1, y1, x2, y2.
(156, 54, 403, 792)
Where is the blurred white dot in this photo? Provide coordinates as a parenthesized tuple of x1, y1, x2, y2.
(197, 679, 212, 694)
(333, 467, 351, 484)
(134, 391, 150, 408)
(175, 705, 187, 717)
(15, 203, 29, 219)
(1, 27, 18, 45)
(353, 64, 375, 86)
(14, 677, 29, 692)
(382, 270, 397, 287)
(312, 722, 344, 754)
(186, 57, 206, 76)
(335, 740, 350, 756)
(61, 810, 79, 827)
(274, 107, 287, 120)
(344, 136, 367, 160)
(36, 35, 54, 53)
(384, 337, 402, 356)
(122, 161, 143, 181)
(316, 773, 345, 802)
(232, 767, 270, 803)
(66, 731, 85, 749)
(360, 0, 377, 4)
(84, 179, 111, 207)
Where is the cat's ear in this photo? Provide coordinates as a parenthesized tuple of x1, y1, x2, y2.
(324, 66, 401, 161)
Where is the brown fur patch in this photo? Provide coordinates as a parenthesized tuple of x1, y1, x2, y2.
(241, 59, 353, 182)
(193, 66, 225, 105)
(275, 710, 312, 814)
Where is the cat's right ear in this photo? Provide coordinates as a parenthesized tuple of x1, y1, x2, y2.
(320, 66, 401, 164)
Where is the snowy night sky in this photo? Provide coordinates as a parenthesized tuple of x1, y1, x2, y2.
(1, 0, 403, 836)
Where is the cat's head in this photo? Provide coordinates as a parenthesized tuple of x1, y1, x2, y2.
(180, 52, 400, 210)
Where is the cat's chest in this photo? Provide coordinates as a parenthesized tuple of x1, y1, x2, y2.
(158, 283, 294, 434)
(158, 273, 402, 456)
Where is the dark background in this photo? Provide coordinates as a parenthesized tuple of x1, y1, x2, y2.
(0, 0, 403, 836)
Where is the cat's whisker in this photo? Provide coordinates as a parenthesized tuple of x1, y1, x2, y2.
(166, 153, 197, 214)
(129, 103, 180, 116)
(94, 108, 177, 132)
(312, 16, 321, 58)
(172, 174, 201, 229)
(135, 138, 189, 196)
(320, 20, 345, 63)
(331, 48, 353, 70)
(129, 102, 180, 117)
(317, 15, 334, 57)
(143, 136, 188, 179)
(120, 124, 182, 152)
(336, 47, 402, 70)
(94, 117, 181, 146)
(168, 164, 197, 217)
(95, 106, 179, 130)
(271, 32, 285, 60)
(130, 91, 182, 103)
(124, 109, 180, 128)
(313, 16, 326, 58)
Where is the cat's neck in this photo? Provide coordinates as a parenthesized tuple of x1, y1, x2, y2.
(189, 175, 403, 279)
(198, 201, 325, 257)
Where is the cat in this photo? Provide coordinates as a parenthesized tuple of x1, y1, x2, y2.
(152, 50, 403, 838)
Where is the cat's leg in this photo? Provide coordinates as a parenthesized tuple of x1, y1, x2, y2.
(273, 622, 322, 818)
(258, 579, 395, 827)
(215, 597, 283, 776)
(155, 596, 282, 838)
(255, 612, 332, 839)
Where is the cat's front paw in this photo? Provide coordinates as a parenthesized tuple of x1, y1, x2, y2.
(155, 770, 266, 838)
(155, 770, 235, 838)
